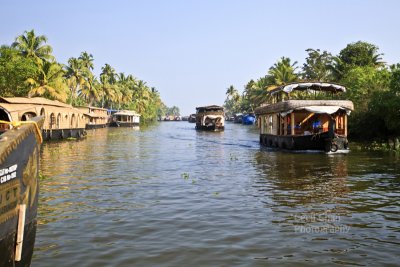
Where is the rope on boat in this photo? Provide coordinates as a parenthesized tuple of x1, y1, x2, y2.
(0, 120, 43, 144)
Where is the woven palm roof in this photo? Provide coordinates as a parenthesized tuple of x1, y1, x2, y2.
(0, 97, 72, 108)
(255, 100, 354, 115)
(268, 82, 346, 95)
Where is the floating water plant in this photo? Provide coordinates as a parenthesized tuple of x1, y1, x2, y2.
(181, 172, 190, 179)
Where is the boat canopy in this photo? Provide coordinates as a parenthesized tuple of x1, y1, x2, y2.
(269, 82, 346, 95)
(113, 110, 140, 116)
(204, 115, 223, 120)
(255, 100, 354, 115)
(280, 105, 352, 117)
(196, 105, 224, 112)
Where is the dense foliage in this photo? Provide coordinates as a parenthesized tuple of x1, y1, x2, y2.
(224, 41, 400, 145)
(0, 30, 171, 123)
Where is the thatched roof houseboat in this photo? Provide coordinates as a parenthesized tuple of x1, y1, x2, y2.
(195, 105, 225, 131)
(0, 97, 86, 140)
(255, 82, 354, 152)
(76, 106, 109, 129)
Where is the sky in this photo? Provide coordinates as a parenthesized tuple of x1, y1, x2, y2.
(1, 0, 400, 115)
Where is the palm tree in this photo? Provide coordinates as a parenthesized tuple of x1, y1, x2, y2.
(12, 29, 54, 64)
(65, 57, 87, 105)
(100, 63, 117, 84)
(79, 51, 94, 71)
(25, 61, 68, 102)
(80, 74, 99, 105)
(226, 85, 238, 97)
(133, 80, 150, 114)
(268, 57, 299, 85)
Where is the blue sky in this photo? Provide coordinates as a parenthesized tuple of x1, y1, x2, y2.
(1, 0, 400, 115)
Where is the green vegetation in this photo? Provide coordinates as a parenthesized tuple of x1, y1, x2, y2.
(224, 41, 400, 149)
(0, 29, 170, 123)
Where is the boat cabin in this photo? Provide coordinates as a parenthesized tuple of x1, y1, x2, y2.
(195, 105, 225, 131)
(76, 106, 109, 129)
(110, 110, 140, 127)
(255, 82, 354, 152)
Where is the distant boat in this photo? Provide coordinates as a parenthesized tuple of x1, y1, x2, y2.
(255, 82, 354, 152)
(188, 114, 196, 123)
(0, 116, 44, 266)
(195, 105, 225, 131)
(242, 113, 256, 125)
(109, 110, 140, 127)
(233, 113, 243, 123)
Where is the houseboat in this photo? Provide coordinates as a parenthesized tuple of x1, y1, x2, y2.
(195, 105, 225, 131)
(188, 114, 196, 123)
(76, 106, 109, 129)
(0, 97, 86, 140)
(255, 82, 354, 152)
(0, 116, 43, 266)
(109, 110, 140, 127)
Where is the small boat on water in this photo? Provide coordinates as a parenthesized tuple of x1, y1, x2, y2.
(188, 114, 196, 123)
(195, 105, 225, 131)
(0, 116, 43, 266)
(109, 110, 140, 127)
(255, 82, 354, 153)
(242, 113, 256, 125)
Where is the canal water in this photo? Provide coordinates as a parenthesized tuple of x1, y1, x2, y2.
(33, 122, 399, 267)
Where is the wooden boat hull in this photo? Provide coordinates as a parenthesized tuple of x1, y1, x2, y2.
(42, 128, 86, 140)
(260, 132, 349, 152)
(109, 122, 139, 127)
(195, 124, 224, 131)
(85, 124, 107, 130)
(0, 117, 43, 266)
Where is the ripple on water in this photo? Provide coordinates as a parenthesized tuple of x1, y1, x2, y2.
(33, 124, 400, 266)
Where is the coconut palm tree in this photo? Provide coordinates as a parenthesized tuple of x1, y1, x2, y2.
(100, 63, 117, 84)
(79, 51, 94, 71)
(65, 57, 88, 105)
(80, 74, 99, 105)
(25, 61, 68, 102)
(268, 57, 299, 85)
(12, 29, 54, 64)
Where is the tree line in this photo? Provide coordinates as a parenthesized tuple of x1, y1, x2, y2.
(224, 41, 400, 144)
(0, 29, 174, 123)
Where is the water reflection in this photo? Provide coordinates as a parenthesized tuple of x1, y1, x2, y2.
(253, 151, 350, 205)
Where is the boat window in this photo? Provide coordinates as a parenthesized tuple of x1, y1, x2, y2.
(57, 113, 61, 129)
(0, 108, 11, 132)
(71, 114, 76, 128)
(21, 112, 36, 121)
(50, 113, 56, 129)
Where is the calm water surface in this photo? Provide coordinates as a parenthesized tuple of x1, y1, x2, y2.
(32, 122, 400, 266)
